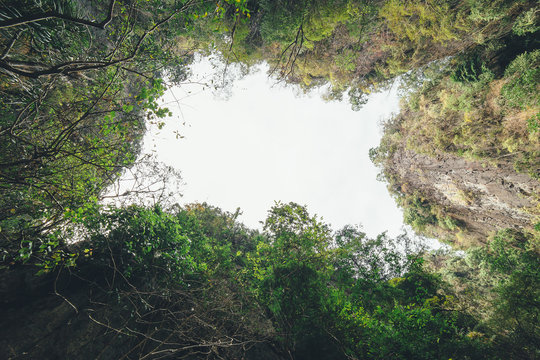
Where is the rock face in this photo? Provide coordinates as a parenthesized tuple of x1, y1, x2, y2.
(388, 148, 539, 245)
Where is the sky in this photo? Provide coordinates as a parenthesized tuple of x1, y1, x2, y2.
(142, 55, 407, 238)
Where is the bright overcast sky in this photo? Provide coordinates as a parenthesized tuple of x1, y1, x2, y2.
(143, 55, 407, 238)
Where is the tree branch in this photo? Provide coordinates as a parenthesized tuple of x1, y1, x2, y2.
(0, 0, 116, 29)
(0, 2, 190, 78)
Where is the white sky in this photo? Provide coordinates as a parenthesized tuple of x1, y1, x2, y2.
(143, 55, 407, 238)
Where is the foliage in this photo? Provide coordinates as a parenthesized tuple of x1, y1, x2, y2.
(0, 0, 207, 262)
(512, 6, 540, 35)
(428, 229, 540, 359)
(472, 230, 540, 355)
(380, 0, 468, 45)
(467, 0, 518, 22)
(80, 205, 197, 282)
(370, 15, 539, 243)
(0, 203, 528, 359)
(401, 195, 438, 232)
(451, 54, 487, 83)
(242, 202, 488, 359)
(0, 0, 539, 358)
(501, 49, 540, 110)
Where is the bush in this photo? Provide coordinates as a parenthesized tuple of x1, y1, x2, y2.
(401, 196, 438, 232)
(451, 55, 486, 83)
(501, 50, 540, 110)
(512, 7, 540, 36)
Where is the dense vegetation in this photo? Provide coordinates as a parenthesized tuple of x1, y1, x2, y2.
(2, 202, 538, 359)
(1, 0, 538, 359)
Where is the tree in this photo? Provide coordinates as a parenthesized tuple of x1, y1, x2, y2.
(5, 204, 273, 359)
(0, 0, 205, 261)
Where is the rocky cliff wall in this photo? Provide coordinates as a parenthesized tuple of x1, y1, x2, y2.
(388, 148, 539, 246)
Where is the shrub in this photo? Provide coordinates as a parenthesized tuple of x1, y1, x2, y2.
(451, 55, 486, 83)
(512, 7, 540, 36)
(501, 50, 540, 110)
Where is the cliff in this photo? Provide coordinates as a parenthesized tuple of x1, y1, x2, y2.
(386, 147, 538, 247)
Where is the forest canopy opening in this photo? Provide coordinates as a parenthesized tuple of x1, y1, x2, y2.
(0, 0, 538, 359)
(129, 54, 409, 238)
